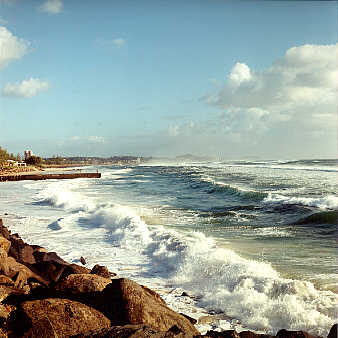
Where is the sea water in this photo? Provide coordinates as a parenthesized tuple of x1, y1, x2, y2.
(0, 159, 337, 335)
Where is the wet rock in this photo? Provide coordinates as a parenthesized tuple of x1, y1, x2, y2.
(90, 264, 113, 279)
(55, 273, 111, 294)
(80, 256, 86, 265)
(327, 324, 337, 338)
(239, 331, 274, 338)
(91, 278, 199, 335)
(276, 329, 315, 338)
(200, 330, 240, 338)
(12, 298, 111, 337)
(8, 236, 35, 266)
(179, 313, 197, 325)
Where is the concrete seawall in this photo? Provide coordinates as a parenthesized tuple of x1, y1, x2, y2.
(0, 172, 101, 182)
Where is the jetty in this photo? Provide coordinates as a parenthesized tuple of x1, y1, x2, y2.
(0, 172, 101, 182)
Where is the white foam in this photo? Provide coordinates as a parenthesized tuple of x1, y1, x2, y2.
(263, 193, 338, 210)
(2, 172, 337, 336)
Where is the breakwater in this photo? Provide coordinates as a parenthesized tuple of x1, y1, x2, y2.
(0, 172, 101, 182)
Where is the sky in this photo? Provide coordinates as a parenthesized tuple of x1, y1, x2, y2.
(0, 0, 337, 159)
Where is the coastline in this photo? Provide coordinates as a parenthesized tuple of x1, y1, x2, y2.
(0, 217, 336, 338)
(0, 165, 336, 337)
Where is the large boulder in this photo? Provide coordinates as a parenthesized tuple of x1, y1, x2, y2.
(31, 260, 90, 284)
(8, 235, 35, 266)
(55, 273, 111, 294)
(90, 264, 114, 279)
(327, 324, 337, 338)
(94, 324, 189, 337)
(92, 278, 199, 336)
(276, 329, 315, 338)
(13, 298, 111, 337)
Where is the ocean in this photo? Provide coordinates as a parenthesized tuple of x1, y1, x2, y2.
(0, 159, 337, 336)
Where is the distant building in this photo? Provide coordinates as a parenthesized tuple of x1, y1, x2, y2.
(24, 150, 34, 160)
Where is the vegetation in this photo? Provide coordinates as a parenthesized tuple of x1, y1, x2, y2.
(25, 155, 43, 166)
(0, 146, 17, 164)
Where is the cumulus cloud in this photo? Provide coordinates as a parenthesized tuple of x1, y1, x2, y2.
(205, 44, 337, 150)
(0, 26, 29, 69)
(2, 78, 49, 98)
(40, 0, 63, 14)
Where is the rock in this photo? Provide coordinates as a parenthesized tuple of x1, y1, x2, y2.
(200, 330, 240, 338)
(31, 260, 90, 283)
(8, 237, 35, 266)
(80, 256, 86, 265)
(0, 275, 14, 286)
(88, 324, 189, 338)
(12, 298, 111, 337)
(0, 219, 11, 240)
(179, 313, 197, 325)
(90, 264, 114, 279)
(239, 332, 274, 338)
(327, 324, 337, 338)
(90, 278, 199, 336)
(276, 329, 315, 338)
(0, 285, 26, 302)
(0, 303, 10, 322)
(0, 237, 10, 254)
(55, 273, 112, 294)
(33, 251, 67, 265)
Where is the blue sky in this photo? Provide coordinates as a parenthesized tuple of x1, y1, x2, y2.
(0, 0, 337, 158)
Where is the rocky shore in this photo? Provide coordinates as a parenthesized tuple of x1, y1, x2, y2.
(0, 218, 336, 338)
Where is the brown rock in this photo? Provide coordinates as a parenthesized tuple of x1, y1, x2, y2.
(31, 260, 90, 283)
(239, 332, 274, 338)
(55, 273, 111, 294)
(0, 275, 14, 286)
(93, 278, 199, 336)
(327, 324, 337, 338)
(201, 330, 240, 338)
(15, 298, 111, 337)
(80, 256, 86, 265)
(276, 329, 315, 338)
(0, 237, 10, 254)
(0, 220, 11, 240)
(90, 264, 113, 279)
(90, 324, 189, 337)
(180, 313, 197, 325)
(8, 237, 35, 266)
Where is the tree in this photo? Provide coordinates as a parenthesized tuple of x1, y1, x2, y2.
(25, 156, 43, 166)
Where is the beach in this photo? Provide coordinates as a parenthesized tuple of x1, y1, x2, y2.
(0, 159, 337, 336)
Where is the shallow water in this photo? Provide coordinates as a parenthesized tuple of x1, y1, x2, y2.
(0, 159, 337, 335)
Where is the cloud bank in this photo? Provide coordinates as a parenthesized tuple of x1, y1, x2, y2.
(2, 78, 49, 98)
(0, 26, 29, 69)
(155, 43, 337, 158)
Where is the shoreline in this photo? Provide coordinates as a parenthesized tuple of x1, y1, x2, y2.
(0, 170, 336, 337)
(0, 217, 336, 337)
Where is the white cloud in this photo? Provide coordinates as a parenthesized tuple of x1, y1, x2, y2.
(40, 0, 63, 14)
(0, 26, 29, 69)
(206, 43, 337, 139)
(229, 62, 252, 86)
(2, 78, 49, 98)
(112, 38, 125, 48)
(70, 136, 105, 143)
(168, 125, 180, 137)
